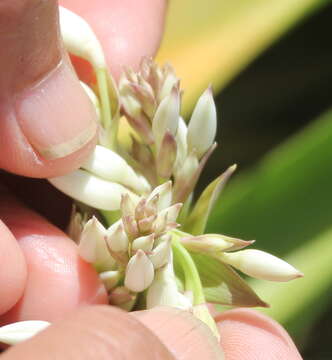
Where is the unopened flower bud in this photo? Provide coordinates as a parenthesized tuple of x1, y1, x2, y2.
(121, 193, 137, 218)
(67, 207, 85, 243)
(59, 6, 106, 69)
(145, 194, 159, 217)
(137, 215, 156, 234)
(135, 198, 147, 221)
(122, 215, 139, 240)
(82, 145, 150, 194)
(149, 238, 171, 269)
(181, 234, 254, 254)
(132, 234, 155, 253)
(0, 321, 50, 345)
(99, 270, 121, 291)
(187, 87, 217, 159)
(152, 86, 180, 148)
(107, 221, 129, 253)
(124, 250, 155, 292)
(146, 181, 172, 211)
(220, 249, 303, 282)
(49, 170, 139, 211)
(159, 203, 183, 224)
(158, 64, 179, 101)
(156, 131, 177, 179)
(174, 117, 188, 172)
(78, 217, 115, 271)
(109, 286, 133, 306)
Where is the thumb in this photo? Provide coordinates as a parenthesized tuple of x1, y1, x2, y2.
(1, 306, 224, 360)
(0, 0, 97, 178)
(1, 306, 175, 360)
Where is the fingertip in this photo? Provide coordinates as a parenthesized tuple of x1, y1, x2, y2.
(215, 309, 303, 360)
(0, 221, 27, 315)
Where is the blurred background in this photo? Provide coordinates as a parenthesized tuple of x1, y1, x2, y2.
(156, 1, 332, 358)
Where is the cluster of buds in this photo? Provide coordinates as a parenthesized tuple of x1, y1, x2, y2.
(75, 182, 189, 311)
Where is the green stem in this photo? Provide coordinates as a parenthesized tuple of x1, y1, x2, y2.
(96, 67, 117, 149)
(172, 236, 205, 305)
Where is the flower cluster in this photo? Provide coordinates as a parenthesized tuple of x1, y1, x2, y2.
(0, 6, 304, 346)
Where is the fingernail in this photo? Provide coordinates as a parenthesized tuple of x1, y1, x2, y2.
(16, 61, 97, 160)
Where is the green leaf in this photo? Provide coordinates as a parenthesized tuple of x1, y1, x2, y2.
(207, 108, 332, 337)
(183, 165, 236, 235)
(190, 253, 268, 308)
(157, 0, 328, 114)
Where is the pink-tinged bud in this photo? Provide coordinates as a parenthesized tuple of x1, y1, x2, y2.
(220, 249, 304, 282)
(134, 198, 147, 221)
(124, 250, 155, 292)
(149, 238, 171, 269)
(152, 86, 180, 148)
(106, 221, 129, 253)
(122, 215, 139, 240)
(145, 194, 159, 217)
(187, 87, 217, 159)
(121, 194, 137, 217)
(124, 111, 155, 145)
(137, 215, 156, 234)
(99, 270, 121, 291)
(158, 64, 179, 101)
(181, 234, 254, 253)
(146, 181, 172, 211)
(109, 286, 133, 306)
(156, 130, 177, 179)
(78, 217, 115, 271)
(132, 234, 155, 253)
(159, 203, 183, 224)
(153, 212, 168, 235)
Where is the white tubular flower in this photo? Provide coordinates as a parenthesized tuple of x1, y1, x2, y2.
(124, 250, 154, 292)
(0, 321, 50, 345)
(80, 81, 101, 120)
(152, 87, 180, 148)
(187, 87, 217, 158)
(107, 221, 129, 253)
(49, 170, 139, 211)
(82, 145, 151, 194)
(147, 254, 192, 310)
(146, 181, 172, 211)
(99, 270, 121, 291)
(220, 249, 303, 282)
(78, 217, 116, 271)
(59, 6, 106, 69)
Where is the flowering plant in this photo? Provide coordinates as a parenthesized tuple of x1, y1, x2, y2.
(0, 6, 303, 345)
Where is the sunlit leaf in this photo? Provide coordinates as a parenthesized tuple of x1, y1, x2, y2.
(157, 0, 327, 114)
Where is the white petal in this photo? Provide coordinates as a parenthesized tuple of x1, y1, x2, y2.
(146, 181, 172, 211)
(82, 145, 150, 194)
(107, 221, 129, 253)
(124, 250, 154, 292)
(59, 6, 106, 69)
(149, 239, 171, 269)
(48, 169, 139, 211)
(0, 321, 50, 345)
(221, 249, 303, 282)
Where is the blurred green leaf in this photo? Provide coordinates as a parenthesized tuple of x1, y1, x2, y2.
(190, 253, 267, 307)
(207, 108, 332, 337)
(157, 0, 328, 113)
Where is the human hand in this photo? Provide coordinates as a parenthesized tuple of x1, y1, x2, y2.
(0, 1, 303, 359)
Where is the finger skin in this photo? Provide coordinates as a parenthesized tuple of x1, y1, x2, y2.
(60, 0, 168, 80)
(0, 0, 97, 178)
(0, 194, 107, 324)
(0, 221, 26, 315)
(215, 309, 303, 360)
(1, 306, 176, 360)
(133, 307, 224, 360)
